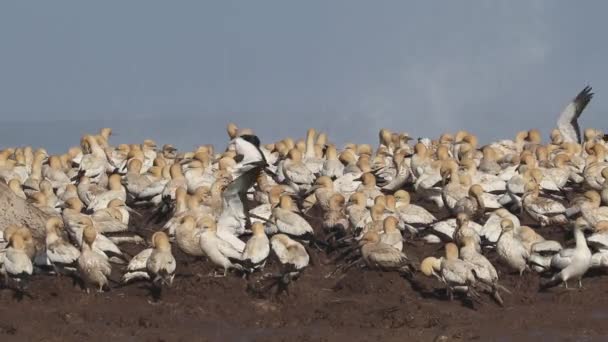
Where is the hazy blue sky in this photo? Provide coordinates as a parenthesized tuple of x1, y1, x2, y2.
(0, 1, 606, 153)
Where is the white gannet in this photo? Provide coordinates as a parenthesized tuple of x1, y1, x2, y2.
(358, 231, 412, 275)
(453, 184, 486, 220)
(421, 243, 484, 302)
(271, 195, 314, 238)
(393, 190, 437, 228)
(77, 224, 112, 292)
(496, 219, 529, 275)
(232, 222, 270, 273)
(542, 218, 592, 289)
(146, 231, 176, 287)
(270, 234, 309, 271)
(1, 229, 33, 288)
(321, 145, 344, 179)
(199, 216, 244, 276)
(522, 180, 567, 227)
(379, 216, 403, 252)
(44, 217, 80, 274)
(480, 208, 521, 244)
(282, 148, 315, 194)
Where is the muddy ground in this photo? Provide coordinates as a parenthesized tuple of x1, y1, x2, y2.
(1, 206, 608, 342)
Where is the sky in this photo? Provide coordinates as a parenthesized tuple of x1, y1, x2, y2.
(0, 1, 606, 153)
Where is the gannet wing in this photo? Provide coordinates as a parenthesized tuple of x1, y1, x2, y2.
(557, 86, 594, 143)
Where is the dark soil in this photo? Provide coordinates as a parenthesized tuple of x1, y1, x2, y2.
(1, 206, 608, 342)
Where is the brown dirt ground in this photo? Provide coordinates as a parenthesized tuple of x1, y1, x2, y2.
(1, 205, 608, 342)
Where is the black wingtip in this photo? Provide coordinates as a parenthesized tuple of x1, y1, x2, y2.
(576, 85, 594, 102)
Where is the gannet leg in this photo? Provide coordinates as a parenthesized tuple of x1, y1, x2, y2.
(578, 279, 583, 288)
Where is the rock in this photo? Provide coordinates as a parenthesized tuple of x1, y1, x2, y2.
(0, 181, 51, 247)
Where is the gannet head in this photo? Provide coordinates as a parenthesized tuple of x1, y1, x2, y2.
(527, 129, 542, 144)
(358, 231, 380, 246)
(251, 222, 266, 236)
(394, 190, 410, 206)
(500, 219, 515, 233)
(383, 216, 399, 233)
(151, 231, 171, 252)
(445, 242, 459, 260)
(328, 193, 346, 211)
(420, 256, 441, 277)
(82, 223, 97, 246)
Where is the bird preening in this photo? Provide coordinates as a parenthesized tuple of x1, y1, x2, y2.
(0, 85, 606, 309)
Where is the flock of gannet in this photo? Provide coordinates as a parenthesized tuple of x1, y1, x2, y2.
(0, 86, 604, 307)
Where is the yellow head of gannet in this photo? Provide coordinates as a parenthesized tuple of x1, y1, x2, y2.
(370, 203, 386, 221)
(359, 172, 376, 188)
(198, 215, 217, 231)
(456, 212, 469, 228)
(251, 222, 266, 236)
(358, 231, 381, 246)
(169, 163, 184, 180)
(383, 216, 399, 233)
(151, 231, 172, 252)
(108, 174, 123, 190)
(279, 194, 295, 211)
(595, 221, 608, 233)
(357, 144, 373, 157)
(527, 129, 542, 144)
(288, 148, 303, 162)
(468, 184, 485, 205)
(45, 216, 64, 235)
(584, 190, 602, 208)
(384, 195, 396, 211)
(127, 159, 143, 174)
(420, 256, 442, 277)
(524, 180, 540, 195)
(328, 193, 345, 211)
(394, 190, 411, 206)
(373, 195, 386, 207)
(379, 128, 393, 147)
(500, 218, 515, 233)
(444, 242, 459, 260)
(82, 223, 97, 247)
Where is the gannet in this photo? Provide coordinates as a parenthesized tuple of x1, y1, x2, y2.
(393, 190, 437, 227)
(556, 86, 593, 144)
(199, 216, 244, 276)
(346, 192, 368, 230)
(91, 199, 129, 233)
(1, 228, 34, 287)
(146, 232, 176, 287)
(271, 195, 314, 238)
(86, 174, 127, 212)
(496, 219, 529, 275)
(480, 208, 521, 243)
(542, 218, 592, 289)
(358, 231, 413, 275)
(453, 184, 486, 220)
(421, 243, 486, 302)
(522, 180, 567, 227)
(231, 222, 270, 273)
(303, 128, 324, 174)
(321, 145, 344, 179)
(379, 216, 403, 252)
(77, 224, 112, 292)
(304, 176, 336, 212)
(322, 193, 349, 236)
(44, 217, 80, 274)
(282, 148, 315, 194)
